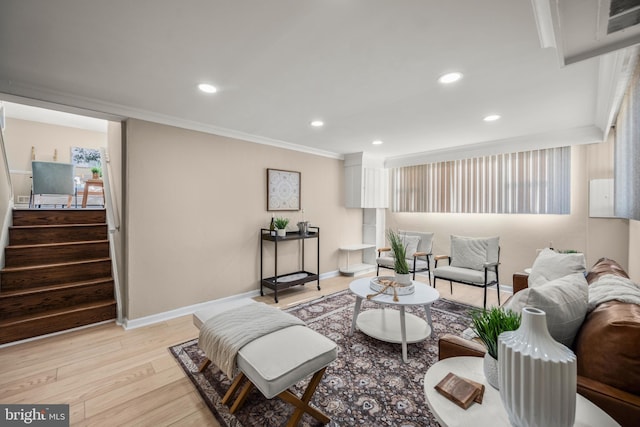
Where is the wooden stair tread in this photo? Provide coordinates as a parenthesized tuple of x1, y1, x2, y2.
(0, 278, 114, 298)
(1, 257, 112, 273)
(10, 223, 108, 229)
(0, 300, 117, 327)
(6, 239, 109, 249)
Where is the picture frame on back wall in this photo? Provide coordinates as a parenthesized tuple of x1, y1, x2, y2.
(71, 147, 101, 168)
(267, 168, 301, 211)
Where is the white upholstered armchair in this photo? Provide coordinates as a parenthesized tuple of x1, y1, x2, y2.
(376, 231, 434, 286)
(433, 235, 501, 308)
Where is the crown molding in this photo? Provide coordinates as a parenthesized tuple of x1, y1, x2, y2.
(0, 80, 343, 160)
(595, 46, 639, 140)
(384, 125, 604, 169)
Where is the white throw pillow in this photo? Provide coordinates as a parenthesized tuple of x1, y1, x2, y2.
(528, 248, 586, 288)
(503, 272, 588, 347)
(450, 235, 495, 271)
(401, 235, 420, 259)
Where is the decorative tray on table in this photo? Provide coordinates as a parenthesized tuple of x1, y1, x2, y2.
(369, 276, 415, 296)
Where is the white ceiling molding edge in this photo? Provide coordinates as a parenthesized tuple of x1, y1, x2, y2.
(0, 92, 124, 124)
(533, 0, 640, 66)
(530, 0, 557, 49)
(530, 0, 565, 65)
(0, 81, 343, 161)
(384, 125, 604, 169)
(596, 47, 640, 141)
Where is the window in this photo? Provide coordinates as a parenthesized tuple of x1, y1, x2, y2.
(391, 147, 571, 214)
(614, 58, 640, 221)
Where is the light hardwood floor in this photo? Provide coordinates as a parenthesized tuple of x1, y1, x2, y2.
(0, 272, 504, 426)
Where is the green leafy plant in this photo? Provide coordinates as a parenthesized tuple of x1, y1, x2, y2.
(470, 307, 521, 359)
(273, 217, 289, 230)
(90, 167, 102, 176)
(386, 229, 410, 274)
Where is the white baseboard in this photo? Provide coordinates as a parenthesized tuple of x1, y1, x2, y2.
(124, 271, 341, 329)
(320, 269, 340, 280)
(123, 289, 261, 330)
(0, 273, 342, 345)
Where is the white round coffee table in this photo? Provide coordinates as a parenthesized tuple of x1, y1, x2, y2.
(424, 356, 620, 427)
(349, 277, 440, 363)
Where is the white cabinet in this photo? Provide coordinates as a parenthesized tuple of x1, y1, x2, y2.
(344, 152, 389, 208)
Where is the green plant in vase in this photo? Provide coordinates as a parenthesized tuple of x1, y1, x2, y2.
(470, 307, 521, 389)
(90, 167, 102, 179)
(386, 229, 410, 284)
(274, 217, 290, 236)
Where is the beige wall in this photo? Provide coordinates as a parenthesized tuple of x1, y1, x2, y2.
(386, 143, 630, 287)
(125, 119, 362, 319)
(3, 117, 107, 200)
(585, 135, 629, 270)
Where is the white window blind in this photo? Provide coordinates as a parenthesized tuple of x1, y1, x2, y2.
(391, 147, 571, 214)
(614, 58, 640, 221)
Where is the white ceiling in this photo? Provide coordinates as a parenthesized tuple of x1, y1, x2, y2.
(2, 101, 108, 133)
(0, 0, 638, 164)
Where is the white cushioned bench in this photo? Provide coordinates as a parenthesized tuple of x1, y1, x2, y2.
(193, 299, 338, 427)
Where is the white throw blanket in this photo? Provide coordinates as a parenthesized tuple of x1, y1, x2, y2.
(588, 274, 640, 312)
(199, 303, 305, 379)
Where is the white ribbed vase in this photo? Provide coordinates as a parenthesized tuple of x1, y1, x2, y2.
(498, 307, 577, 427)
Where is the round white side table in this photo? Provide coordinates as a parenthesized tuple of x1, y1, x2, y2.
(424, 356, 620, 427)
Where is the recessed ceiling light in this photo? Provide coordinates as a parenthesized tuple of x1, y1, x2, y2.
(484, 114, 501, 122)
(198, 83, 217, 93)
(372, 140, 384, 145)
(438, 72, 463, 84)
(310, 120, 324, 127)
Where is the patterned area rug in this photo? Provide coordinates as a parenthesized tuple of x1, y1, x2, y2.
(169, 289, 476, 426)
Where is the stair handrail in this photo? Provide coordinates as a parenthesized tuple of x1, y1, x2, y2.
(0, 128, 12, 202)
(100, 148, 120, 232)
(0, 126, 14, 271)
(100, 148, 123, 324)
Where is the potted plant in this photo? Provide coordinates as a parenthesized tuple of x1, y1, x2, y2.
(386, 229, 411, 285)
(91, 167, 101, 179)
(273, 217, 289, 237)
(470, 307, 521, 389)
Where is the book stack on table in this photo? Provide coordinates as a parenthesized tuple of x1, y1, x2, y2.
(434, 372, 486, 409)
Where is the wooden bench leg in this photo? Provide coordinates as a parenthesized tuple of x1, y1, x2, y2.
(280, 367, 330, 427)
(222, 372, 246, 405)
(229, 377, 254, 414)
(223, 367, 331, 426)
(198, 358, 212, 372)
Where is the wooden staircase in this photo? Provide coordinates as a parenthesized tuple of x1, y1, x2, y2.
(0, 209, 116, 344)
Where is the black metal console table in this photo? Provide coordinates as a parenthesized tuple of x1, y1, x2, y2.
(260, 227, 320, 303)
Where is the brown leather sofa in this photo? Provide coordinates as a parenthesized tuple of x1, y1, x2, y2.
(438, 258, 640, 427)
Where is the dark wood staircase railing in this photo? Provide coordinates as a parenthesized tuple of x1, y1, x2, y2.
(0, 208, 116, 344)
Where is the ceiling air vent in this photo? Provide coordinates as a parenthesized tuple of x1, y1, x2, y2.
(608, 0, 640, 34)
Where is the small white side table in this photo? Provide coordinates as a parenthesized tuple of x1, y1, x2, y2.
(424, 356, 620, 427)
(338, 244, 376, 276)
(349, 277, 440, 362)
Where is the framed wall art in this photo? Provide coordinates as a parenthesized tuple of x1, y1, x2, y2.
(267, 168, 301, 211)
(71, 147, 101, 168)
